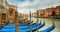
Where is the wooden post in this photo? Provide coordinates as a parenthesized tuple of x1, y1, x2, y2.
(30, 11, 32, 32)
(36, 11, 39, 32)
(15, 11, 18, 32)
(0, 11, 1, 28)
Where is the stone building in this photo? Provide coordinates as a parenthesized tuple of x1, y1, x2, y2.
(0, 0, 17, 24)
(44, 8, 53, 17)
(54, 6, 60, 15)
(0, 0, 8, 23)
(8, 5, 17, 23)
(32, 6, 60, 18)
(38, 10, 45, 17)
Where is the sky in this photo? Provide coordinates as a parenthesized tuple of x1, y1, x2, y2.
(6, 0, 60, 14)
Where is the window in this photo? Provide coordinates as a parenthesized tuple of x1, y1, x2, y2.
(1, 13, 6, 20)
(9, 8, 13, 14)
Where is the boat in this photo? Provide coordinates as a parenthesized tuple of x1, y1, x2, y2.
(39, 22, 55, 32)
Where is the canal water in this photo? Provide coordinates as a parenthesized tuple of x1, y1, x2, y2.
(0, 17, 60, 32)
(29, 17, 60, 32)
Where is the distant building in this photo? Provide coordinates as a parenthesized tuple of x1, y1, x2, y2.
(54, 6, 60, 15)
(32, 6, 60, 17)
(44, 8, 53, 17)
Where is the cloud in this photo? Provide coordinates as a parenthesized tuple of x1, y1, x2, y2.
(7, 0, 60, 14)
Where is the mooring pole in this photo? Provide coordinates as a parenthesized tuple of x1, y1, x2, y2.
(15, 11, 18, 32)
(30, 11, 32, 32)
(0, 11, 1, 28)
(36, 11, 39, 32)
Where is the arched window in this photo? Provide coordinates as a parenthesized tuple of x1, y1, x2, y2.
(9, 8, 13, 14)
(1, 13, 6, 20)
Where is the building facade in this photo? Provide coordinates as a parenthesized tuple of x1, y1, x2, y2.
(32, 6, 60, 18)
(0, 0, 17, 24)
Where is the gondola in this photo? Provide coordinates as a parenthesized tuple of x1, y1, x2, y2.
(0, 21, 41, 32)
(39, 22, 55, 32)
(0, 21, 45, 32)
(32, 21, 45, 32)
(19, 21, 45, 32)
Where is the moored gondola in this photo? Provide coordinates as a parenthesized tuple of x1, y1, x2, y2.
(39, 21, 55, 32)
